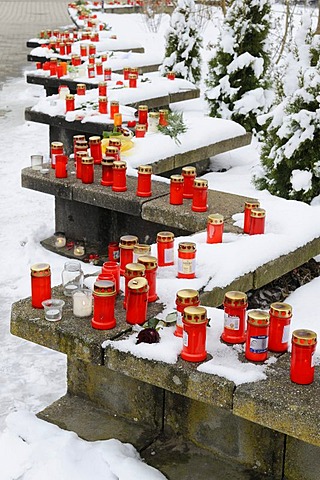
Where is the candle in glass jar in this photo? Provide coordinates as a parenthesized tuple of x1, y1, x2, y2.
(98, 82, 107, 97)
(110, 100, 119, 119)
(72, 289, 93, 317)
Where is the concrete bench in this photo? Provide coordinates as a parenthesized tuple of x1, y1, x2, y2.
(10, 283, 320, 480)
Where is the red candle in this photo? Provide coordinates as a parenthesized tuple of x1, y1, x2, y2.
(55, 154, 68, 178)
(245, 310, 270, 362)
(88, 55, 95, 65)
(174, 289, 200, 338)
(49, 58, 57, 76)
(75, 151, 87, 179)
(30, 263, 51, 309)
(72, 54, 81, 66)
(91, 279, 116, 330)
(133, 244, 151, 263)
(108, 138, 121, 153)
(138, 105, 148, 125)
(243, 200, 260, 234)
(138, 256, 158, 302)
(80, 44, 88, 57)
(123, 67, 130, 80)
(166, 72, 176, 80)
(177, 242, 196, 279)
(51, 141, 64, 169)
(89, 43, 96, 55)
(221, 291, 247, 344)
(36, 62, 42, 70)
(104, 67, 112, 81)
(112, 160, 127, 192)
(74, 135, 87, 157)
(249, 208, 266, 235)
(109, 100, 119, 119)
(105, 145, 119, 161)
(126, 277, 149, 325)
(290, 330, 317, 384)
(96, 62, 103, 75)
(182, 166, 196, 199)
(76, 83, 86, 95)
(108, 242, 120, 262)
(170, 175, 184, 205)
(136, 165, 152, 197)
(89, 136, 102, 164)
(157, 231, 174, 267)
(119, 235, 138, 276)
(128, 73, 137, 88)
(124, 262, 145, 309)
(81, 156, 94, 184)
(98, 96, 107, 114)
(192, 178, 208, 212)
(268, 302, 292, 353)
(56, 65, 64, 78)
(135, 124, 146, 138)
(206, 214, 224, 244)
(65, 94, 75, 112)
(101, 156, 114, 186)
(59, 43, 66, 55)
(180, 306, 207, 362)
(101, 261, 120, 293)
(98, 82, 107, 97)
(65, 41, 72, 54)
(159, 109, 168, 126)
(87, 65, 95, 78)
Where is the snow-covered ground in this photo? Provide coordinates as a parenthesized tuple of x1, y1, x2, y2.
(0, 5, 319, 479)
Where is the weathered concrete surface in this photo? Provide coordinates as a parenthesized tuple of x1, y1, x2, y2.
(199, 272, 254, 308)
(233, 354, 320, 448)
(284, 436, 320, 480)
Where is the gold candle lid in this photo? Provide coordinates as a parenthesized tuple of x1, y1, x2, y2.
(110, 100, 119, 106)
(89, 136, 101, 144)
(77, 83, 86, 89)
(130, 67, 138, 74)
(73, 135, 86, 142)
(183, 306, 207, 324)
(292, 329, 317, 346)
(157, 231, 174, 242)
(50, 57, 58, 63)
(245, 200, 260, 209)
(247, 310, 269, 327)
(134, 244, 151, 255)
(178, 242, 196, 252)
(81, 156, 94, 164)
(149, 112, 159, 118)
(51, 141, 64, 148)
(65, 94, 74, 101)
(250, 208, 266, 218)
(76, 151, 88, 160)
(120, 235, 138, 249)
(224, 291, 247, 307)
(270, 302, 292, 319)
(30, 263, 51, 276)
(138, 165, 152, 174)
(109, 137, 121, 147)
(182, 166, 196, 176)
(127, 276, 148, 293)
(136, 124, 147, 131)
(101, 156, 114, 166)
(138, 255, 158, 269)
(98, 81, 107, 87)
(207, 213, 224, 225)
(99, 96, 107, 102)
(113, 160, 126, 169)
(170, 174, 184, 183)
(125, 262, 146, 275)
(106, 146, 119, 154)
(194, 178, 208, 188)
(93, 279, 115, 296)
(176, 289, 199, 305)
(138, 105, 148, 111)
(128, 73, 137, 79)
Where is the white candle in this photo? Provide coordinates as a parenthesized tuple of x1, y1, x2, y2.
(73, 290, 92, 317)
(45, 308, 61, 321)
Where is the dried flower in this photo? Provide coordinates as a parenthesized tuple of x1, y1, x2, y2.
(136, 327, 160, 344)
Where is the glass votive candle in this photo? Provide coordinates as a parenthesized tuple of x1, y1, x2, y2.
(42, 299, 65, 322)
(62, 260, 84, 295)
(31, 154, 44, 170)
(72, 288, 93, 317)
(54, 231, 66, 248)
(73, 242, 86, 257)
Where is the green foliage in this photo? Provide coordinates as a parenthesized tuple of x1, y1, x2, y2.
(157, 111, 187, 144)
(205, 0, 272, 132)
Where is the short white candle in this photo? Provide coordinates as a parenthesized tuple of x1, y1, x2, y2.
(45, 308, 61, 321)
(73, 290, 92, 317)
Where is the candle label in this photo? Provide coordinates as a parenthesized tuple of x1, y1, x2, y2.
(224, 313, 240, 330)
(176, 310, 183, 327)
(183, 330, 188, 347)
(249, 335, 268, 354)
(164, 247, 174, 264)
(178, 258, 195, 274)
(282, 324, 290, 344)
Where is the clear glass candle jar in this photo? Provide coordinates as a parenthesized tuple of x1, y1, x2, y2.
(61, 260, 84, 296)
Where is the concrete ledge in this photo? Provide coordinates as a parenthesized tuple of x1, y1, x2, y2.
(27, 46, 145, 63)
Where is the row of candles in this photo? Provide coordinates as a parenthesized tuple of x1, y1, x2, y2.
(30, 256, 316, 385)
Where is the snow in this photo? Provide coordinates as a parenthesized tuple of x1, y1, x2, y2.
(290, 169, 313, 192)
(0, 4, 320, 478)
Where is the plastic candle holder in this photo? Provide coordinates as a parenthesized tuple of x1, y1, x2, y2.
(76, 151, 87, 180)
(108, 242, 120, 262)
(30, 263, 51, 309)
(181, 306, 207, 362)
(98, 96, 108, 114)
(133, 244, 151, 263)
(206, 213, 224, 244)
(245, 310, 270, 362)
(89, 136, 102, 164)
(174, 288, 200, 337)
(136, 165, 152, 197)
(182, 166, 196, 199)
(81, 156, 94, 184)
(87, 65, 95, 78)
(290, 330, 317, 384)
(221, 291, 247, 344)
(243, 200, 260, 234)
(110, 100, 119, 119)
(123, 67, 130, 80)
(91, 280, 116, 330)
(112, 160, 127, 192)
(65, 94, 75, 112)
(51, 141, 64, 169)
(268, 302, 292, 353)
(128, 73, 137, 88)
(159, 109, 168, 126)
(157, 231, 174, 267)
(166, 72, 176, 80)
(113, 113, 122, 127)
(101, 156, 114, 186)
(138, 105, 148, 125)
(137, 255, 158, 302)
(77, 83, 86, 96)
(135, 124, 146, 138)
(102, 261, 120, 293)
(55, 154, 68, 178)
(119, 235, 139, 276)
(108, 138, 121, 153)
(170, 175, 184, 205)
(177, 242, 196, 279)
(73, 134, 86, 157)
(104, 68, 112, 81)
(126, 277, 149, 325)
(192, 178, 208, 212)
(98, 82, 107, 97)
(124, 262, 146, 309)
(249, 208, 266, 235)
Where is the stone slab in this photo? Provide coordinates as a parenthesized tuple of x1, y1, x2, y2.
(38, 393, 160, 448)
(284, 436, 320, 480)
(200, 272, 254, 308)
(233, 354, 320, 448)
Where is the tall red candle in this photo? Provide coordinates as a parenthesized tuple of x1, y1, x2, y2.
(104, 67, 112, 81)
(30, 263, 51, 309)
(221, 291, 247, 344)
(181, 306, 207, 362)
(192, 178, 208, 212)
(123, 262, 145, 309)
(98, 96, 107, 114)
(157, 231, 174, 267)
(290, 330, 317, 385)
(112, 160, 127, 192)
(101, 156, 114, 186)
(128, 73, 137, 88)
(75, 151, 87, 179)
(138, 105, 148, 125)
(98, 82, 107, 97)
(87, 65, 95, 78)
(109, 100, 119, 119)
(101, 261, 120, 293)
(268, 302, 292, 353)
(81, 156, 94, 184)
(119, 235, 138, 275)
(65, 94, 75, 112)
(91, 279, 116, 330)
(170, 175, 184, 205)
(249, 208, 266, 235)
(182, 166, 196, 199)
(206, 213, 224, 244)
(243, 200, 260, 234)
(126, 277, 149, 325)
(55, 154, 68, 178)
(96, 62, 103, 75)
(108, 242, 120, 262)
(136, 165, 152, 197)
(89, 136, 102, 164)
(138, 255, 158, 302)
(245, 310, 270, 362)
(175, 289, 200, 338)
(51, 141, 64, 169)
(135, 124, 146, 138)
(177, 242, 196, 279)
(76, 83, 86, 96)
